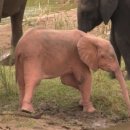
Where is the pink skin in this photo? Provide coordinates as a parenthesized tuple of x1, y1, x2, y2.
(15, 29, 130, 116)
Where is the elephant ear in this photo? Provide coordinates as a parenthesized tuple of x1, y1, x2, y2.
(77, 36, 98, 70)
(100, 0, 118, 24)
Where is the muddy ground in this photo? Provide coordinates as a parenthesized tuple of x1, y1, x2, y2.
(0, 102, 115, 130)
(0, 9, 125, 130)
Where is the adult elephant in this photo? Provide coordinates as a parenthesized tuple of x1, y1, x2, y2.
(77, 0, 130, 79)
(0, 0, 27, 64)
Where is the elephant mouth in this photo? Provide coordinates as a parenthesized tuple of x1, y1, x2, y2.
(99, 64, 116, 72)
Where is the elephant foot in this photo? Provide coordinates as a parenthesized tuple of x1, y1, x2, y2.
(0, 51, 15, 66)
(17, 110, 42, 119)
(19, 102, 43, 119)
(79, 99, 96, 113)
(21, 101, 35, 114)
(83, 105, 96, 113)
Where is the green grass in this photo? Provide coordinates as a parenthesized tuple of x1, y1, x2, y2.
(27, 0, 76, 10)
(0, 65, 130, 119)
(93, 71, 129, 118)
(25, 0, 76, 18)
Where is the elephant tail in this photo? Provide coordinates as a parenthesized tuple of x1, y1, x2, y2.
(15, 53, 25, 87)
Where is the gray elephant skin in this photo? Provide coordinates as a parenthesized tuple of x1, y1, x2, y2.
(0, 0, 27, 48)
(15, 28, 130, 116)
(77, 0, 130, 79)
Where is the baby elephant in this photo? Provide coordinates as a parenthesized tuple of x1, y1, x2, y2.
(15, 28, 130, 116)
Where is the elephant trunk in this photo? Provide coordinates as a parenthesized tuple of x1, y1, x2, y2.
(115, 68, 130, 116)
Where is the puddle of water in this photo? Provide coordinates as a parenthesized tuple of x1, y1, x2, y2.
(100, 121, 130, 130)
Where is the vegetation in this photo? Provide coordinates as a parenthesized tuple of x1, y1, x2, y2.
(25, 0, 76, 18)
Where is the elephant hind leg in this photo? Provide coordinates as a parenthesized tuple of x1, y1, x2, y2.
(21, 61, 42, 113)
(18, 79, 25, 108)
(21, 79, 40, 113)
(16, 56, 25, 108)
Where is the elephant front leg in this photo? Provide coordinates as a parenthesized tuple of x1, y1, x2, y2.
(79, 71, 96, 113)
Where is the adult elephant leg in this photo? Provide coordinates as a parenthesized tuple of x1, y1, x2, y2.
(110, 27, 121, 66)
(123, 44, 130, 79)
(119, 42, 130, 80)
(11, 0, 27, 47)
(0, 2, 26, 65)
(109, 27, 121, 78)
(11, 13, 23, 48)
(0, 10, 23, 65)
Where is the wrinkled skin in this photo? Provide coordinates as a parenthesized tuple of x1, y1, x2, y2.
(0, 0, 27, 65)
(77, 0, 130, 79)
(15, 28, 130, 116)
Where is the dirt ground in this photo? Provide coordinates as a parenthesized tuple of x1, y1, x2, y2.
(0, 9, 117, 130)
(0, 102, 114, 130)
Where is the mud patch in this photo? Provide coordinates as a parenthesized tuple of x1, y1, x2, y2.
(33, 102, 113, 130)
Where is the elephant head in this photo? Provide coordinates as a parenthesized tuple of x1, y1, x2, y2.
(77, 0, 118, 31)
(77, 35, 130, 115)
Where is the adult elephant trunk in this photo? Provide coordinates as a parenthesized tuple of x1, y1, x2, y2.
(115, 68, 130, 116)
(0, 0, 4, 21)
